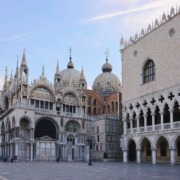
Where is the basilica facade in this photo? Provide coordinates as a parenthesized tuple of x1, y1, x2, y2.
(120, 7, 180, 165)
(0, 51, 121, 162)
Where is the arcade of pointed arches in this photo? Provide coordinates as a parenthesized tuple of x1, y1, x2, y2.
(122, 87, 180, 164)
(123, 135, 180, 163)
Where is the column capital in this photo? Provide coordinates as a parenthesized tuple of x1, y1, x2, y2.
(151, 147, 157, 151)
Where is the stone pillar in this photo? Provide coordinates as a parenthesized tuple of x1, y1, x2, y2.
(30, 144, 33, 161)
(137, 115, 140, 133)
(144, 115, 147, 132)
(130, 119, 133, 134)
(152, 149, 157, 164)
(160, 111, 164, 130)
(123, 150, 128, 163)
(137, 149, 141, 163)
(15, 143, 18, 157)
(123, 121, 127, 134)
(170, 148, 175, 165)
(152, 113, 155, 131)
(170, 110, 174, 129)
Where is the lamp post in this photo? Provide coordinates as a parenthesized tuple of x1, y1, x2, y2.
(85, 136, 94, 166)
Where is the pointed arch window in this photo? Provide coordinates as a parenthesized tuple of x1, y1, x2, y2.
(143, 59, 155, 84)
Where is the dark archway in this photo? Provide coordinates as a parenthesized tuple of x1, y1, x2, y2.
(128, 139, 136, 162)
(156, 136, 170, 163)
(35, 119, 57, 140)
(141, 138, 152, 162)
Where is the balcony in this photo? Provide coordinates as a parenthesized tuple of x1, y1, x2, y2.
(126, 122, 180, 134)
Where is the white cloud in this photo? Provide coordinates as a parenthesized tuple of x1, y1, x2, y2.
(0, 77, 4, 90)
(121, 0, 180, 35)
(83, 0, 179, 24)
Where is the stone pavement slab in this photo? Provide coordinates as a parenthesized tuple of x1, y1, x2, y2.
(0, 162, 180, 180)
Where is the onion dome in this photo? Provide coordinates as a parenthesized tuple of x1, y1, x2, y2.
(67, 57, 74, 69)
(102, 59, 112, 72)
(92, 49, 121, 97)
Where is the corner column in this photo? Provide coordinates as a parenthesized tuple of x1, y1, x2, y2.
(123, 150, 128, 163)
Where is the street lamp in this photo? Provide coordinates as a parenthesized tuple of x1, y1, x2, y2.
(85, 136, 94, 166)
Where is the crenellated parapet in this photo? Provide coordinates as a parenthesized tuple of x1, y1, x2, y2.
(120, 6, 180, 50)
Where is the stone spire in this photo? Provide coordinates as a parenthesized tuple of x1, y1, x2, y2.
(21, 49, 28, 69)
(80, 66, 86, 81)
(14, 57, 19, 79)
(10, 69, 13, 83)
(3, 66, 8, 91)
(67, 47, 74, 69)
(56, 60, 61, 76)
(42, 65, 45, 77)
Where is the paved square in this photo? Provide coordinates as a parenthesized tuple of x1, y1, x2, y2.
(0, 162, 180, 180)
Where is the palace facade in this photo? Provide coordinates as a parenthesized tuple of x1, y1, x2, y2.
(120, 6, 180, 165)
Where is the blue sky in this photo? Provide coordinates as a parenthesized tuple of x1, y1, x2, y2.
(0, 0, 179, 90)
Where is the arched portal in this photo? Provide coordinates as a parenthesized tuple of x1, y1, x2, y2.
(35, 119, 57, 140)
(141, 138, 152, 162)
(128, 139, 136, 162)
(156, 137, 170, 163)
(34, 119, 58, 161)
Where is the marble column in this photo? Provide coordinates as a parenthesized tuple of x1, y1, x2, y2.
(137, 115, 140, 133)
(144, 115, 147, 132)
(152, 113, 155, 131)
(152, 149, 157, 164)
(137, 149, 141, 163)
(130, 119, 133, 134)
(160, 112, 164, 130)
(170, 110, 174, 129)
(30, 144, 33, 161)
(170, 148, 176, 165)
(123, 150, 128, 163)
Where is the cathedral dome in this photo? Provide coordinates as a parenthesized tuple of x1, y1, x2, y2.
(60, 58, 81, 88)
(92, 59, 121, 97)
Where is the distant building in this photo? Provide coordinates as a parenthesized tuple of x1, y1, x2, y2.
(0, 50, 122, 162)
(120, 7, 180, 165)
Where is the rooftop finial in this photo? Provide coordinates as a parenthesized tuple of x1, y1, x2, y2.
(69, 47, 72, 58)
(67, 47, 74, 69)
(105, 48, 109, 61)
(42, 65, 45, 76)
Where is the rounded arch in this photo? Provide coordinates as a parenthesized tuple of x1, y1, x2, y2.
(19, 116, 33, 128)
(35, 117, 59, 140)
(65, 120, 81, 132)
(29, 84, 55, 101)
(62, 90, 79, 105)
